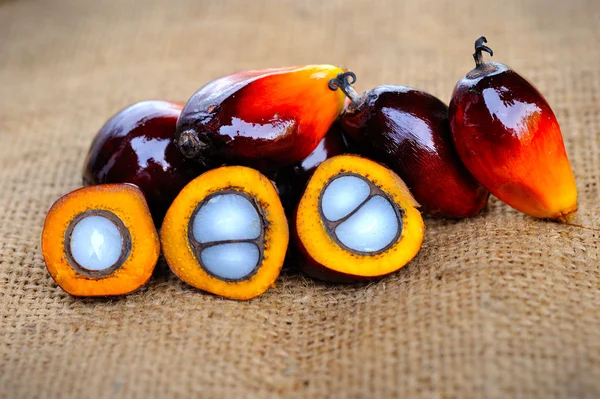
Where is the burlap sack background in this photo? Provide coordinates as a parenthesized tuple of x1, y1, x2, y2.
(1, 0, 599, 398)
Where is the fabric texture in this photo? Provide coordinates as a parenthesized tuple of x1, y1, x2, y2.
(1, 0, 599, 397)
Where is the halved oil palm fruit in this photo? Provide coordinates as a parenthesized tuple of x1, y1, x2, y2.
(161, 166, 289, 300)
(41, 184, 160, 296)
(294, 155, 424, 282)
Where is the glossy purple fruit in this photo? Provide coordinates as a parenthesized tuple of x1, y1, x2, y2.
(83, 100, 207, 224)
(329, 72, 489, 218)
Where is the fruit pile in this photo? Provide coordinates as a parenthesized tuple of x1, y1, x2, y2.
(41, 37, 578, 300)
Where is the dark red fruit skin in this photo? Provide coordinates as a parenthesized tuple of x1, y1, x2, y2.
(340, 85, 489, 218)
(83, 100, 207, 225)
(449, 62, 577, 220)
(272, 121, 349, 213)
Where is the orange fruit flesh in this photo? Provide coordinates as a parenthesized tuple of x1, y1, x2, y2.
(41, 184, 160, 296)
(160, 166, 289, 300)
(295, 155, 425, 281)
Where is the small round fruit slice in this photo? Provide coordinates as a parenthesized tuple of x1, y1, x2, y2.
(41, 184, 160, 296)
(294, 155, 424, 282)
(161, 166, 289, 300)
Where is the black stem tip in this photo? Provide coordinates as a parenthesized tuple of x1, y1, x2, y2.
(328, 71, 359, 104)
(328, 71, 356, 90)
(473, 36, 493, 67)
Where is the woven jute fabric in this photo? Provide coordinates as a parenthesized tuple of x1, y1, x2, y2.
(1, 0, 599, 398)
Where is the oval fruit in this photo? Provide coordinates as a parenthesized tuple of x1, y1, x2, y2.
(161, 166, 289, 300)
(175, 65, 347, 172)
(336, 78, 488, 218)
(449, 37, 577, 221)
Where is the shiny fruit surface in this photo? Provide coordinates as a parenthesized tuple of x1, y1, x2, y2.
(83, 100, 207, 224)
(175, 65, 346, 173)
(449, 41, 577, 221)
(340, 85, 488, 218)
